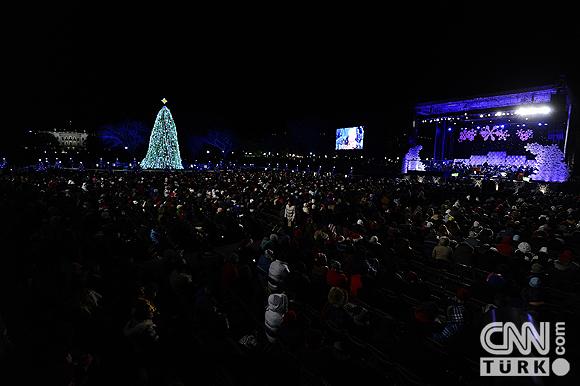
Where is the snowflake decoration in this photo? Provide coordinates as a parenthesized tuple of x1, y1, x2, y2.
(417, 176, 424, 183)
(432, 176, 440, 184)
(458, 128, 477, 142)
(495, 128, 510, 141)
(516, 129, 534, 141)
(479, 125, 498, 141)
(474, 179, 483, 188)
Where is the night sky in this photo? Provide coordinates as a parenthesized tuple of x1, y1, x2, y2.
(5, 3, 579, 155)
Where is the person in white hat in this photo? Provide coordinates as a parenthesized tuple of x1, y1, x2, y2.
(514, 241, 535, 262)
(518, 242, 532, 254)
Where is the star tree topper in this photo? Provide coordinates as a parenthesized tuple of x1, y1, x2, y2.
(161, 98, 168, 105)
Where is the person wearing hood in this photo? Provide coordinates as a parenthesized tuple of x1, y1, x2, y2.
(265, 293, 289, 343)
(268, 253, 290, 292)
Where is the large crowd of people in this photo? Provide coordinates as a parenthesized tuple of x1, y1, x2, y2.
(0, 169, 579, 385)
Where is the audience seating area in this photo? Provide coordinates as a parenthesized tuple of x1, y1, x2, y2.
(0, 170, 579, 385)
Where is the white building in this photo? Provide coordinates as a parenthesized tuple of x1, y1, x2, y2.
(41, 129, 89, 149)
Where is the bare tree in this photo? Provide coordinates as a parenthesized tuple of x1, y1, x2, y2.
(205, 130, 234, 154)
(99, 120, 149, 152)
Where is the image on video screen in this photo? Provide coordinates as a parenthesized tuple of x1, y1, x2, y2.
(335, 126, 364, 150)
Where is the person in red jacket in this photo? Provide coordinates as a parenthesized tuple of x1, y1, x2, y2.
(496, 235, 513, 257)
(327, 260, 348, 288)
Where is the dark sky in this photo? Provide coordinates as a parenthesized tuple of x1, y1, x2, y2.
(5, 2, 579, 152)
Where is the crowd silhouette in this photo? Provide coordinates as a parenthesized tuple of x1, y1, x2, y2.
(0, 170, 579, 385)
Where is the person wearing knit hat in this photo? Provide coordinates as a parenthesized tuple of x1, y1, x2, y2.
(512, 234, 520, 242)
(529, 276, 542, 288)
(554, 250, 573, 271)
(517, 242, 532, 254)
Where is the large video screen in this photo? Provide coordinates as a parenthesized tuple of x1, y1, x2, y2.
(335, 126, 364, 150)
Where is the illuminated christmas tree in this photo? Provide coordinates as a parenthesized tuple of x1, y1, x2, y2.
(141, 98, 183, 169)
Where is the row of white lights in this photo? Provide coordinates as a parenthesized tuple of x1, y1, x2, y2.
(421, 105, 552, 123)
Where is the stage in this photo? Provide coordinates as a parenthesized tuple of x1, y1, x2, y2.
(404, 83, 573, 182)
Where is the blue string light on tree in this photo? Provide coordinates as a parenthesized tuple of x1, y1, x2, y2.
(141, 98, 184, 169)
